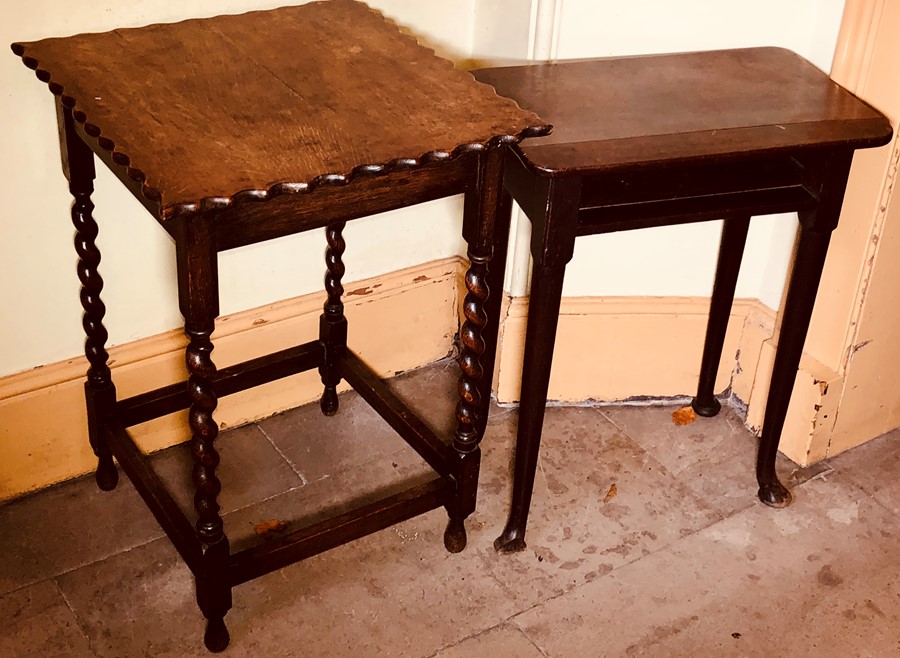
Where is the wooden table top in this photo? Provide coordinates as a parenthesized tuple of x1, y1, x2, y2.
(12, 0, 546, 220)
(474, 48, 892, 176)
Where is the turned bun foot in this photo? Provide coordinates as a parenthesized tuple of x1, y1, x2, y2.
(95, 456, 118, 491)
(493, 524, 527, 554)
(691, 396, 721, 417)
(320, 388, 339, 417)
(443, 518, 467, 553)
(758, 480, 793, 508)
(204, 617, 230, 653)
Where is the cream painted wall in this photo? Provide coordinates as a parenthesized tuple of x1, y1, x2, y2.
(1, 0, 473, 378)
(3, 0, 848, 380)
(472, 0, 847, 310)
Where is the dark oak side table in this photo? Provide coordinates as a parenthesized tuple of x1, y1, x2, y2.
(474, 48, 892, 553)
(12, 1, 546, 651)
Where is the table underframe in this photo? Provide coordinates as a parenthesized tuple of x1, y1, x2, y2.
(494, 144, 856, 552)
(58, 100, 512, 652)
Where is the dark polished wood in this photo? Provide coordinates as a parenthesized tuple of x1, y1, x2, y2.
(13, 1, 548, 652)
(58, 103, 119, 492)
(692, 214, 752, 417)
(319, 221, 348, 416)
(12, 0, 542, 222)
(474, 48, 892, 553)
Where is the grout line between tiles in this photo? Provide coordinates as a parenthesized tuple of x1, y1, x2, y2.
(256, 423, 309, 486)
(514, 621, 552, 657)
(52, 575, 103, 657)
(597, 408, 626, 432)
(2, 532, 167, 598)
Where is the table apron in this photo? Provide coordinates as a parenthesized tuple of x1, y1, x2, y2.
(214, 160, 473, 251)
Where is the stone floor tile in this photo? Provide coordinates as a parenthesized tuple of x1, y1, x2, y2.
(474, 406, 722, 605)
(0, 579, 94, 658)
(0, 473, 162, 595)
(223, 448, 434, 552)
(150, 423, 304, 518)
(828, 426, 900, 516)
(513, 472, 899, 657)
(6, 360, 899, 657)
(55, 539, 205, 658)
(431, 623, 545, 658)
(601, 404, 831, 517)
(56, 510, 521, 658)
(259, 385, 420, 484)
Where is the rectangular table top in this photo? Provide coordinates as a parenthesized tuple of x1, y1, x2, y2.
(12, 0, 545, 220)
(474, 48, 892, 175)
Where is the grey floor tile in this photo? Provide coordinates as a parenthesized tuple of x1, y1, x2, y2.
(0, 579, 94, 658)
(223, 447, 433, 552)
(55, 538, 204, 658)
(473, 406, 722, 605)
(150, 423, 304, 518)
(512, 472, 899, 657)
(601, 404, 831, 517)
(0, 473, 162, 595)
(828, 426, 900, 516)
(56, 512, 520, 657)
(258, 389, 407, 483)
(258, 360, 462, 486)
(431, 623, 545, 658)
(5, 360, 899, 657)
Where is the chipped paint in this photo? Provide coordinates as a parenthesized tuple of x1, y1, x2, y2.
(850, 339, 873, 356)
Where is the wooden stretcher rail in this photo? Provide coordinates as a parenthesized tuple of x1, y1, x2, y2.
(228, 476, 454, 586)
(102, 419, 202, 573)
(339, 350, 459, 477)
(577, 186, 818, 235)
(118, 341, 324, 427)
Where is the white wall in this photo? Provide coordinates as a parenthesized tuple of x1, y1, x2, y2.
(2, 0, 847, 378)
(1, 0, 474, 377)
(473, 0, 846, 307)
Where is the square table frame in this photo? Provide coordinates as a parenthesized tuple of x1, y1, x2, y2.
(14, 2, 549, 651)
(53, 98, 540, 650)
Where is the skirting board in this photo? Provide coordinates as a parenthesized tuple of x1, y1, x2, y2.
(2, 259, 837, 501)
(494, 295, 775, 404)
(490, 294, 831, 467)
(0, 257, 464, 502)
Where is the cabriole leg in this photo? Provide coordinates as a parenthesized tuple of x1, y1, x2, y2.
(319, 221, 348, 416)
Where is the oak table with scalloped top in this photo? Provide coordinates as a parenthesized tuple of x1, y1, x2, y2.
(474, 49, 892, 554)
(11, 0, 548, 651)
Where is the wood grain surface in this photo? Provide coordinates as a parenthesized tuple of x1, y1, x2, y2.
(12, 0, 547, 220)
(474, 48, 892, 175)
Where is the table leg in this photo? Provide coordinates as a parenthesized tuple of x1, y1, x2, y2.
(476, 188, 513, 439)
(495, 176, 581, 553)
(444, 147, 507, 552)
(756, 224, 833, 507)
(58, 103, 118, 491)
(446, 244, 490, 552)
(756, 150, 853, 507)
(319, 220, 348, 416)
(175, 217, 232, 652)
(692, 215, 751, 416)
